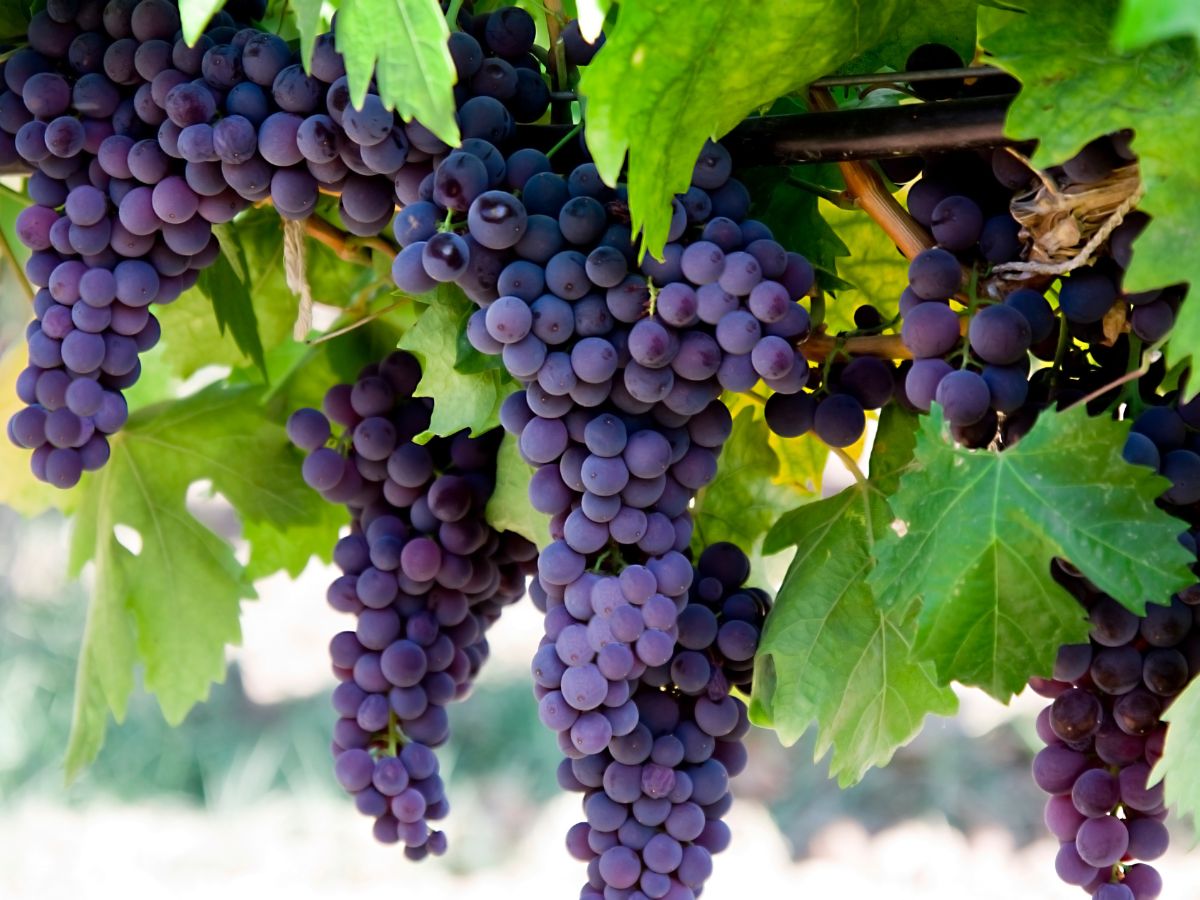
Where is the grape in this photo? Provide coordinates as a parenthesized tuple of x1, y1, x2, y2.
(1032, 744, 1089, 793)
(934, 370, 990, 427)
(764, 391, 815, 437)
(1131, 300, 1176, 342)
(485, 7, 536, 56)
(907, 247, 962, 300)
(901, 301, 960, 357)
(421, 232, 470, 282)
(433, 151, 488, 212)
(968, 304, 1031, 365)
(1054, 843, 1098, 887)
(813, 394, 865, 447)
(979, 215, 1021, 262)
(1076, 816, 1129, 867)
(468, 190, 528, 249)
(1059, 268, 1118, 324)
(930, 195, 983, 250)
(44, 116, 85, 158)
(559, 195, 606, 245)
(257, 111, 304, 167)
(1162, 449, 1200, 504)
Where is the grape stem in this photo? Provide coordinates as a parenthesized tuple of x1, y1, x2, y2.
(546, 122, 583, 160)
(1064, 337, 1165, 413)
(544, 0, 572, 124)
(800, 330, 911, 362)
(307, 298, 409, 345)
(806, 86, 935, 260)
(785, 175, 856, 210)
(445, 0, 465, 29)
(301, 215, 393, 265)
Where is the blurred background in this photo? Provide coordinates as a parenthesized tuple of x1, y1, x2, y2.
(2, 500, 1200, 900)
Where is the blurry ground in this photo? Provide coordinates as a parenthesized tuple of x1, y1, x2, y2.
(1, 507, 1198, 900)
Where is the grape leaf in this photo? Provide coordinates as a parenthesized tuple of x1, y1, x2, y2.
(398, 287, 511, 440)
(691, 403, 819, 568)
(1154, 673, 1200, 830)
(982, 0, 1200, 381)
(197, 232, 267, 379)
(847, 0, 980, 72)
(64, 385, 319, 777)
(578, 0, 905, 256)
(336, 0, 460, 147)
(753, 407, 956, 786)
(179, 0, 227, 43)
(575, 0, 612, 42)
(1113, 0, 1200, 52)
(869, 405, 1194, 698)
(0, 2, 28, 40)
(819, 199, 908, 333)
(244, 508, 343, 580)
(485, 432, 550, 548)
(291, 0, 330, 67)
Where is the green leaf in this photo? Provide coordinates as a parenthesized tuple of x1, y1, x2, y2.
(691, 403, 818, 569)
(1154, 674, 1200, 829)
(574, 0, 612, 41)
(485, 432, 550, 548)
(764, 404, 916, 555)
(819, 198, 909, 333)
(869, 405, 1194, 699)
(579, 0, 905, 256)
(398, 286, 512, 440)
(982, 0, 1200, 378)
(244, 507, 344, 581)
(336, 0, 460, 147)
(292, 0, 330, 68)
(179, 0, 227, 44)
(197, 232, 267, 378)
(1113, 0, 1200, 52)
(847, 0, 980, 72)
(753, 407, 956, 785)
(0, 2, 29, 39)
(64, 385, 319, 777)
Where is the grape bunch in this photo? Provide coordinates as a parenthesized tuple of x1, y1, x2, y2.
(891, 138, 1184, 447)
(288, 350, 538, 856)
(4, 0, 565, 487)
(541, 542, 766, 898)
(1, 0, 243, 486)
(1029, 399, 1200, 899)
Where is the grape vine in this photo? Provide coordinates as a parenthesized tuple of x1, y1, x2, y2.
(2, 1, 1200, 898)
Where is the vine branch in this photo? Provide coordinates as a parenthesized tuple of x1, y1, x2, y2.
(807, 86, 934, 260)
(301, 216, 393, 265)
(800, 330, 911, 363)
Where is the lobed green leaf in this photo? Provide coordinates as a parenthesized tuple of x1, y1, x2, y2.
(754, 407, 956, 785)
(869, 405, 1194, 699)
(64, 385, 321, 777)
(579, 0, 906, 257)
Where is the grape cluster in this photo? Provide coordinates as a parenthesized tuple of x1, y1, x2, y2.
(4, 0, 563, 487)
(288, 350, 538, 856)
(1028, 400, 1200, 899)
(542, 542, 766, 898)
(1, 0, 242, 486)
(888, 138, 1186, 446)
